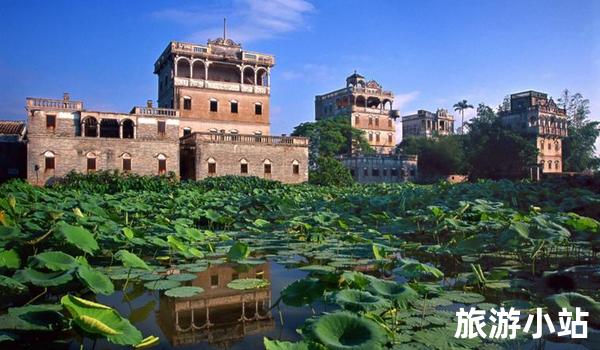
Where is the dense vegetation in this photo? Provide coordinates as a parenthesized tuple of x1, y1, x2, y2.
(1, 174, 599, 349)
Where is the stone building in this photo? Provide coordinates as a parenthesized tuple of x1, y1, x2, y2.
(154, 35, 308, 183)
(402, 109, 454, 138)
(0, 121, 27, 182)
(26, 95, 180, 185)
(315, 72, 399, 154)
(21, 32, 308, 185)
(499, 90, 567, 174)
(338, 154, 418, 184)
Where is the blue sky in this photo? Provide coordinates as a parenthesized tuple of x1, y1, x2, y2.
(1, 0, 599, 143)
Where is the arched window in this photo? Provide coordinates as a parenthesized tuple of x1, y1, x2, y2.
(121, 153, 131, 172)
(242, 67, 255, 84)
(122, 119, 134, 139)
(209, 98, 218, 112)
(230, 100, 238, 114)
(157, 154, 167, 175)
(208, 62, 241, 83)
(207, 157, 216, 175)
(86, 152, 97, 173)
(375, 132, 380, 142)
(375, 117, 379, 126)
(368, 116, 373, 126)
(100, 119, 119, 138)
(263, 159, 272, 175)
(388, 133, 393, 144)
(368, 132, 373, 141)
(255, 102, 263, 115)
(183, 127, 192, 136)
(555, 141, 559, 151)
(43, 151, 55, 171)
(240, 158, 248, 174)
(176, 58, 191, 78)
(83, 117, 98, 137)
(292, 159, 300, 175)
(355, 96, 366, 107)
(388, 118, 393, 127)
(256, 68, 268, 86)
(183, 96, 192, 110)
(192, 60, 205, 79)
(555, 160, 560, 170)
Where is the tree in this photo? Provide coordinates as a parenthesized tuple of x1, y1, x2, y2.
(453, 99, 474, 134)
(397, 135, 466, 179)
(464, 104, 538, 180)
(309, 156, 354, 186)
(558, 90, 600, 172)
(292, 116, 373, 165)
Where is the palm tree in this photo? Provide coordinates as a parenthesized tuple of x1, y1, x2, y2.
(453, 100, 474, 134)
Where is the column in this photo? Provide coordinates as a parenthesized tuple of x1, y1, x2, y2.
(205, 61, 210, 80)
(239, 65, 243, 84)
(174, 56, 179, 77)
(119, 122, 123, 138)
(96, 120, 100, 138)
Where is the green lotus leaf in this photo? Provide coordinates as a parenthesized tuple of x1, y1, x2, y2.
(31, 251, 79, 271)
(281, 278, 325, 307)
(139, 273, 163, 281)
(61, 295, 143, 345)
(0, 249, 20, 269)
(166, 273, 197, 282)
(442, 291, 485, 304)
(394, 259, 443, 280)
(164, 286, 204, 298)
(227, 241, 251, 261)
(185, 265, 208, 273)
(55, 221, 99, 255)
(115, 250, 150, 270)
(334, 289, 391, 312)
(366, 279, 418, 309)
(412, 327, 481, 349)
(13, 268, 73, 287)
(545, 292, 600, 325)
(0, 275, 28, 294)
(143, 279, 181, 291)
(0, 304, 66, 332)
(264, 338, 320, 350)
(307, 312, 388, 350)
(76, 264, 114, 295)
(227, 278, 270, 290)
(298, 265, 336, 274)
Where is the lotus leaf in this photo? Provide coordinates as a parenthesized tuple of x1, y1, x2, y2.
(442, 291, 485, 304)
(76, 264, 114, 295)
(307, 312, 388, 350)
(166, 273, 197, 282)
(55, 222, 99, 254)
(227, 278, 270, 290)
(227, 241, 251, 261)
(164, 286, 204, 298)
(0, 249, 20, 269)
(32, 251, 79, 271)
(281, 278, 325, 307)
(13, 268, 73, 287)
(334, 289, 391, 312)
(545, 292, 600, 325)
(366, 279, 418, 309)
(143, 280, 181, 290)
(115, 250, 150, 270)
(0, 275, 28, 294)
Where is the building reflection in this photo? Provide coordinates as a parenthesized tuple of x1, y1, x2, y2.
(157, 262, 274, 347)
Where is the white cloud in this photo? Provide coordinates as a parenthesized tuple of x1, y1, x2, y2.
(393, 91, 420, 113)
(152, 0, 314, 43)
(280, 63, 333, 82)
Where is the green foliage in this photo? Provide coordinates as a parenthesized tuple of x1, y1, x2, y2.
(164, 286, 204, 298)
(398, 135, 466, 179)
(227, 278, 270, 290)
(309, 156, 354, 186)
(226, 241, 251, 261)
(305, 312, 388, 350)
(114, 250, 150, 270)
(55, 222, 99, 255)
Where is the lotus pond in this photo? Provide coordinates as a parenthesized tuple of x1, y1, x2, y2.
(1, 175, 600, 349)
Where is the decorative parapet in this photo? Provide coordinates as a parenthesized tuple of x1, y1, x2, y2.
(174, 77, 269, 94)
(182, 132, 308, 147)
(26, 97, 83, 111)
(130, 106, 179, 117)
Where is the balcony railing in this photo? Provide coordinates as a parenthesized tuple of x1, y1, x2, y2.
(352, 86, 393, 97)
(184, 132, 308, 146)
(132, 106, 179, 117)
(174, 77, 270, 94)
(26, 97, 83, 110)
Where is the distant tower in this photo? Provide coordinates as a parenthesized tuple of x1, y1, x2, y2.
(315, 72, 398, 154)
(154, 29, 275, 136)
(499, 90, 568, 175)
(401, 109, 454, 138)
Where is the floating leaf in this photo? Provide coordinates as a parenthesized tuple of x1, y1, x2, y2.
(31, 251, 78, 271)
(298, 265, 336, 274)
(143, 280, 181, 291)
(0, 304, 66, 332)
(76, 264, 114, 295)
(0, 275, 28, 294)
(227, 278, 270, 290)
(264, 338, 312, 350)
(55, 221, 98, 254)
(281, 278, 325, 307)
(366, 280, 418, 309)
(306, 312, 388, 350)
(166, 273, 197, 282)
(164, 286, 204, 298)
(442, 291, 485, 304)
(545, 292, 600, 325)
(227, 241, 251, 261)
(334, 289, 391, 312)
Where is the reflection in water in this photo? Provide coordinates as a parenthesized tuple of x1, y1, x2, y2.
(158, 263, 274, 347)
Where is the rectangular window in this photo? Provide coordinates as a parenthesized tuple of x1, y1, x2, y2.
(46, 115, 56, 129)
(363, 168, 368, 176)
(210, 100, 218, 112)
(183, 98, 191, 110)
(87, 158, 96, 172)
(391, 168, 399, 176)
(293, 164, 299, 174)
(45, 157, 55, 170)
(375, 118, 379, 126)
(240, 163, 248, 174)
(388, 134, 393, 143)
(255, 104, 262, 115)
(183, 128, 191, 136)
(208, 162, 216, 174)
(376, 134, 380, 142)
(157, 121, 166, 135)
(158, 159, 166, 174)
(388, 119, 393, 127)
(368, 133, 373, 141)
(372, 168, 379, 176)
(122, 158, 131, 172)
(231, 101, 238, 114)
(369, 118, 373, 126)
(210, 275, 219, 287)
(355, 116, 359, 125)
(264, 163, 271, 174)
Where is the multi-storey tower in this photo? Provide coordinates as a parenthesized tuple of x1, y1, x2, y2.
(500, 90, 568, 174)
(154, 35, 274, 137)
(402, 109, 454, 139)
(315, 72, 398, 154)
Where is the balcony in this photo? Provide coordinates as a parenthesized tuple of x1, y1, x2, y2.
(352, 86, 393, 97)
(182, 132, 308, 147)
(131, 106, 179, 117)
(174, 77, 270, 94)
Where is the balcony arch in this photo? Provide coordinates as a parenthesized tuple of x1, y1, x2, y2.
(121, 119, 135, 139)
(382, 99, 392, 110)
(355, 96, 366, 107)
(176, 58, 191, 78)
(256, 68, 269, 86)
(82, 116, 98, 137)
(100, 119, 119, 138)
(192, 60, 205, 79)
(242, 66, 255, 84)
(208, 62, 240, 83)
(367, 96, 381, 109)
